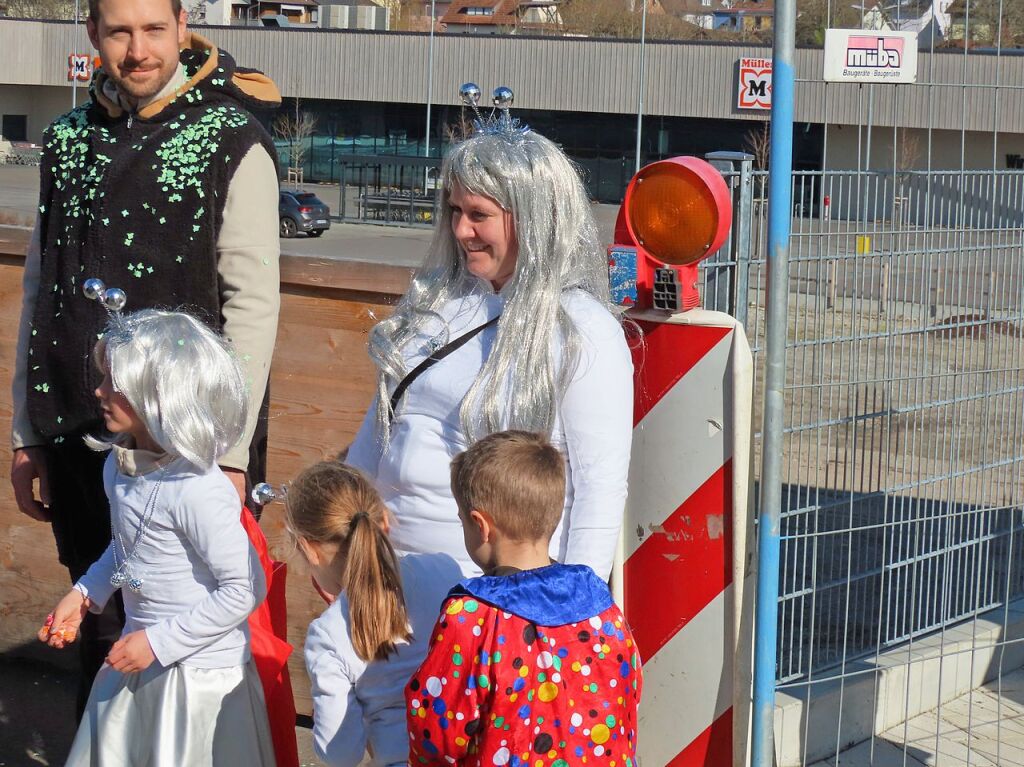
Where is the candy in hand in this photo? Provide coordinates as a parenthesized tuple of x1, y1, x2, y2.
(38, 613, 79, 644)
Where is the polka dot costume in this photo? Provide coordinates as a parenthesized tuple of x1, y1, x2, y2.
(405, 564, 642, 765)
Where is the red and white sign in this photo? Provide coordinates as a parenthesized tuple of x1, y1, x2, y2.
(68, 53, 93, 82)
(737, 57, 772, 110)
(823, 29, 918, 83)
(616, 309, 754, 766)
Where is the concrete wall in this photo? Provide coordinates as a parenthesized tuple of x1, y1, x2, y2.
(819, 125, 1024, 226)
(0, 84, 78, 144)
(825, 124, 1024, 173)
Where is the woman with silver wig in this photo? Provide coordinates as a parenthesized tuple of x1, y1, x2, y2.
(347, 114, 634, 580)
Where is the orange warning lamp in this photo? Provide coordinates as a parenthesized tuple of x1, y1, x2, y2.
(609, 157, 732, 312)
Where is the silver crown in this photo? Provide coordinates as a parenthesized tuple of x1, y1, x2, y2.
(459, 83, 529, 140)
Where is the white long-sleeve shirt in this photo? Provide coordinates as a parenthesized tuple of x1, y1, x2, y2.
(304, 551, 463, 767)
(347, 287, 634, 580)
(75, 447, 266, 668)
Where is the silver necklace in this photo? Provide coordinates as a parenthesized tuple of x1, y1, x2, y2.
(110, 466, 167, 594)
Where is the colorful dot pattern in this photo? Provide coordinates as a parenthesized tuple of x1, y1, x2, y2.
(406, 597, 642, 766)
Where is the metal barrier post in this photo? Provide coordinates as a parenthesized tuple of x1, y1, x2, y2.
(752, 0, 795, 763)
(706, 151, 755, 324)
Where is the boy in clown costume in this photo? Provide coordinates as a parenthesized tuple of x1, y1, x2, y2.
(405, 431, 642, 765)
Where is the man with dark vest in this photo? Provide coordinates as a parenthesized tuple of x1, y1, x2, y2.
(9, 0, 288, 746)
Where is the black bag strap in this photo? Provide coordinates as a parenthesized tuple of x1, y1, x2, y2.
(389, 314, 500, 421)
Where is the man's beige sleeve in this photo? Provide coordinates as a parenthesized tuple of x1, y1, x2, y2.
(11, 218, 45, 450)
(216, 144, 281, 472)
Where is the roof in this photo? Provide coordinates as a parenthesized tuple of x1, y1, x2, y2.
(656, 0, 728, 15)
(437, 0, 561, 26)
(720, 0, 773, 13)
(440, 0, 521, 27)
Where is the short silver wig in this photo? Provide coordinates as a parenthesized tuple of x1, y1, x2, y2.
(368, 128, 619, 444)
(88, 309, 248, 469)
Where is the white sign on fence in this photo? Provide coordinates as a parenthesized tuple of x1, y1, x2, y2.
(823, 29, 918, 84)
(737, 57, 772, 110)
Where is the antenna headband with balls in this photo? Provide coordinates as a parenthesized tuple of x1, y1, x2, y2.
(459, 83, 529, 141)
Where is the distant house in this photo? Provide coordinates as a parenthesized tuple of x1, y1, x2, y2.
(653, 0, 728, 31)
(440, 0, 563, 34)
(320, 0, 390, 30)
(205, 0, 320, 25)
(205, 0, 388, 29)
(713, 0, 773, 33)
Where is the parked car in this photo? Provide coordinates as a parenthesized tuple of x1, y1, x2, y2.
(279, 190, 330, 238)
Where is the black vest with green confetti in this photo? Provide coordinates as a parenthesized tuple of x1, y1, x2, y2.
(28, 47, 277, 441)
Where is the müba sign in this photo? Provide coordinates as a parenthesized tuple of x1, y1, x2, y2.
(823, 29, 918, 84)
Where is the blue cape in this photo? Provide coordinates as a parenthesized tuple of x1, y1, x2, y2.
(447, 563, 614, 627)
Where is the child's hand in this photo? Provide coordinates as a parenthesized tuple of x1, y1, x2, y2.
(106, 630, 156, 673)
(39, 589, 90, 648)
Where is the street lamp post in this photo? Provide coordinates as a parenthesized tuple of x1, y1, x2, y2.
(633, 0, 648, 174)
(72, 0, 80, 108)
(424, 0, 437, 160)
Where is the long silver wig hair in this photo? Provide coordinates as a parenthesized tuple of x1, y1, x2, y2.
(368, 128, 619, 445)
(87, 309, 248, 469)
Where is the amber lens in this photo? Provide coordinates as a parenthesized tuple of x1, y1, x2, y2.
(627, 165, 720, 265)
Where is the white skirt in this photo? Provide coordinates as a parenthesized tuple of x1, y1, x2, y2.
(66, 659, 275, 767)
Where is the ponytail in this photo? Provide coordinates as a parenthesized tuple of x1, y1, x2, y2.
(342, 512, 412, 662)
(284, 461, 412, 663)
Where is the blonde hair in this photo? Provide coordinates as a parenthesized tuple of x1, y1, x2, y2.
(285, 462, 411, 662)
(450, 430, 566, 544)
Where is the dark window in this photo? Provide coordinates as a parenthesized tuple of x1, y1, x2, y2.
(294, 193, 323, 204)
(2, 114, 27, 142)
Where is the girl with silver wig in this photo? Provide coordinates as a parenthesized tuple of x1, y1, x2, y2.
(348, 122, 634, 581)
(88, 309, 248, 469)
(47, 307, 275, 766)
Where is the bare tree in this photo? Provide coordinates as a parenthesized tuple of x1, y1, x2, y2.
(897, 128, 921, 172)
(561, 0, 640, 38)
(794, 0, 861, 46)
(273, 99, 317, 182)
(182, 0, 205, 24)
(5, 0, 76, 19)
(744, 120, 771, 199)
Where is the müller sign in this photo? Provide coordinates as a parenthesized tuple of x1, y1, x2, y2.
(823, 29, 918, 84)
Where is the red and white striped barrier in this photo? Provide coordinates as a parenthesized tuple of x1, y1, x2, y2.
(616, 308, 755, 767)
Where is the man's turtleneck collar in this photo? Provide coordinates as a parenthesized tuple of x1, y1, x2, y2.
(100, 61, 188, 115)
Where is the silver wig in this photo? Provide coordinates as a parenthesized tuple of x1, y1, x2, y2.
(88, 309, 248, 469)
(368, 128, 619, 444)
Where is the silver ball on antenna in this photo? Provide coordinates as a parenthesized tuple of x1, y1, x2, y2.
(82, 278, 106, 301)
(459, 83, 481, 107)
(102, 288, 127, 313)
(492, 86, 514, 109)
(251, 482, 278, 506)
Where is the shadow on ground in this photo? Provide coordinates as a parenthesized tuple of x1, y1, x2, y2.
(0, 643, 77, 767)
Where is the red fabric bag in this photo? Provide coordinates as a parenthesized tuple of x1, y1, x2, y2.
(241, 507, 299, 767)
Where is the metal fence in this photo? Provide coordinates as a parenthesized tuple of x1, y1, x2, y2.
(747, 4, 1024, 759)
(752, 168, 1024, 685)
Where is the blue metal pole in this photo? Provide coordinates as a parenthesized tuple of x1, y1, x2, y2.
(751, 0, 795, 763)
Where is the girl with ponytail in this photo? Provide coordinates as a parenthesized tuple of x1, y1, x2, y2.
(284, 462, 462, 767)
